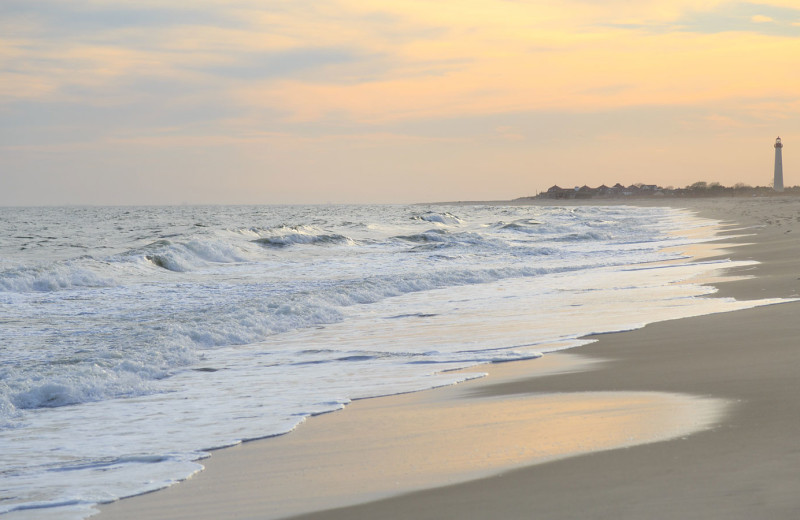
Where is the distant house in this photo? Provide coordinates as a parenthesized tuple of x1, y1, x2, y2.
(534, 181, 688, 200)
(622, 184, 639, 196)
(533, 181, 785, 200)
(607, 183, 624, 196)
(545, 185, 571, 199)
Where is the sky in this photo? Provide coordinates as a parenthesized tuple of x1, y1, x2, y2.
(2, 1, 799, 205)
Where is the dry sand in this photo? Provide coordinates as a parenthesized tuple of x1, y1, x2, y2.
(98, 197, 800, 520)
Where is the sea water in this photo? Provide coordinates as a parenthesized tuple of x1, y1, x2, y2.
(0, 204, 782, 518)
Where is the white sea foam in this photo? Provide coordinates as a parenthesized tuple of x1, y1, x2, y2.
(0, 263, 115, 292)
(0, 204, 789, 518)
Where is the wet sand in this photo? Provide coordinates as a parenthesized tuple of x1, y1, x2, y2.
(99, 197, 800, 520)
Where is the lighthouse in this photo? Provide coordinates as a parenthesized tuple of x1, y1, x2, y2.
(774, 137, 784, 192)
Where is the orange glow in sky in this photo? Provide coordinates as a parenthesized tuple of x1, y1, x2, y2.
(2, 1, 799, 204)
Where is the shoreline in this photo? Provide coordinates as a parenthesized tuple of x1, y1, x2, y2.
(98, 198, 800, 520)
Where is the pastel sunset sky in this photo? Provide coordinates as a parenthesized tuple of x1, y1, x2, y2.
(2, 1, 799, 205)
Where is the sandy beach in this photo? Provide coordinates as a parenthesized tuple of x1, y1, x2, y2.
(99, 197, 800, 520)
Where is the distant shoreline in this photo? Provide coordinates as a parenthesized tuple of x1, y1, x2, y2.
(428, 188, 800, 207)
(518, 182, 799, 201)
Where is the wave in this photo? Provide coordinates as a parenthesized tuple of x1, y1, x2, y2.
(393, 229, 449, 243)
(393, 229, 503, 250)
(0, 263, 115, 293)
(0, 218, 613, 294)
(314, 262, 589, 308)
(496, 219, 544, 233)
(0, 258, 592, 418)
(123, 239, 249, 273)
(234, 224, 355, 249)
(253, 234, 351, 248)
(411, 211, 463, 225)
(11, 374, 153, 411)
(4, 341, 192, 415)
(0, 237, 253, 291)
(552, 231, 614, 242)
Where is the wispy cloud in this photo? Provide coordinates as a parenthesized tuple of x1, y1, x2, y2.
(671, 2, 800, 35)
(195, 48, 366, 81)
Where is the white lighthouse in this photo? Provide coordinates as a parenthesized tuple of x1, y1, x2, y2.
(774, 136, 784, 192)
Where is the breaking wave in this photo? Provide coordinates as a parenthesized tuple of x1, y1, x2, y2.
(411, 211, 464, 225)
(0, 263, 115, 293)
(127, 239, 249, 272)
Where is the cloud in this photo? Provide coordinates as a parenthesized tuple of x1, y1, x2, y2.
(5, 0, 798, 129)
(4, 1, 799, 122)
(195, 48, 368, 81)
(0, 0, 236, 33)
(601, 2, 800, 36)
(672, 2, 800, 35)
(3, 0, 800, 205)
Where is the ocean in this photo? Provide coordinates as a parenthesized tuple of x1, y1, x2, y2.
(0, 203, 781, 519)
